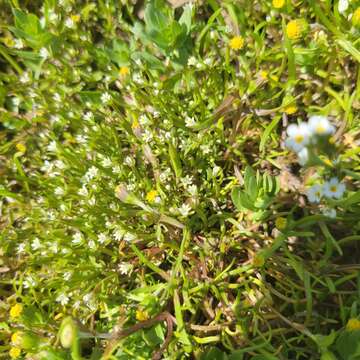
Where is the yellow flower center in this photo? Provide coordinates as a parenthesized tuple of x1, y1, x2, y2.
(294, 134, 304, 144)
(10, 303, 23, 318)
(347, 318, 360, 331)
(229, 36, 244, 50)
(146, 190, 158, 203)
(316, 125, 325, 134)
(330, 185, 337, 193)
(273, 0, 285, 9)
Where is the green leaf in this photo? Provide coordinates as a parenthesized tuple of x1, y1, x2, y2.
(169, 143, 182, 179)
(201, 347, 228, 360)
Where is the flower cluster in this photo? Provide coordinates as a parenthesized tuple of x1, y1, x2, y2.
(285, 115, 346, 210)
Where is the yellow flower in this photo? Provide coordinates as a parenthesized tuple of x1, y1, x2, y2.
(131, 119, 140, 130)
(275, 217, 287, 230)
(16, 143, 26, 153)
(11, 332, 22, 346)
(273, 0, 285, 9)
(260, 70, 268, 79)
(71, 14, 80, 23)
(146, 190, 158, 203)
(284, 105, 297, 115)
(346, 318, 360, 331)
(136, 309, 149, 321)
(286, 19, 307, 40)
(229, 36, 244, 50)
(352, 8, 360, 27)
(119, 66, 130, 77)
(9, 347, 21, 359)
(10, 303, 23, 318)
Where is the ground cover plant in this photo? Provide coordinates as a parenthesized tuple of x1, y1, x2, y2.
(1, 0, 360, 359)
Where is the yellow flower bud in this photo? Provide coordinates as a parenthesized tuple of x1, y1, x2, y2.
(286, 19, 308, 40)
(346, 318, 360, 331)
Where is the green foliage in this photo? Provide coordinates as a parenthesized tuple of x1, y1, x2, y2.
(231, 166, 280, 221)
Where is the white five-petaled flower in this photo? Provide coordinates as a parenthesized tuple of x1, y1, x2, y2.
(307, 184, 323, 203)
(179, 203, 192, 217)
(308, 115, 335, 137)
(297, 147, 309, 165)
(323, 178, 346, 199)
(322, 208, 337, 219)
(338, 0, 349, 14)
(101, 92, 111, 104)
(285, 123, 311, 153)
(56, 293, 69, 306)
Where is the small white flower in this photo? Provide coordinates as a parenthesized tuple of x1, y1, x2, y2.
(113, 228, 125, 241)
(188, 56, 197, 66)
(14, 38, 24, 49)
(84, 111, 94, 121)
(308, 115, 335, 137)
(97, 233, 107, 244)
(72, 232, 83, 245)
(89, 240, 96, 249)
(179, 203, 192, 217)
(63, 272, 72, 281)
(102, 157, 112, 168)
(54, 186, 65, 196)
(118, 262, 133, 275)
(17, 243, 26, 254)
(78, 186, 88, 196)
(47, 140, 57, 152)
(200, 144, 211, 154)
(188, 184, 198, 196)
(307, 184, 323, 203)
(139, 114, 150, 125)
(297, 147, 309, 165)
(338, 0, 349, 14)
(185, 116, 196, 127)
(181, 175, 193, 187)
(64, 17, 75, 28)
(124, 156, 135, 167)
(124, 232, 136, 242)
(24, 276, 36, 289)
(101, 92, 111, 103)
(213, 166, 221, 177)
(56, 293, 69, 306)
(53, 93, 61, 102)
(84, 166, 98, 182)
(40, 47, 49, 59)
(322, 208, 337, 219)
(285, 123, 311, 152)
(113, 165, 122, 174)
(31, 237, 41, 250)
(20, 72, 30, 83)
(323, 178, 346, 199)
